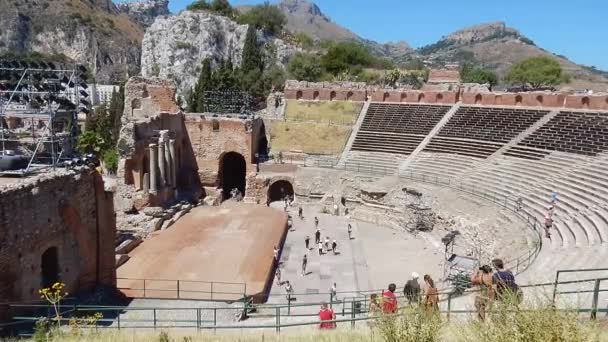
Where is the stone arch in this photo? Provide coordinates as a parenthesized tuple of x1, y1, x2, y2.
(212, 119, 220, 131)
(515, 95, 523, 106)
(474, 94, 483, 104)
(536, 95, 544, 105)
(383, 92, 390, 102)
(436, 93, 443, 102)
(346, 91, 354, 101)
(218, 152, 247, 201)
(495, 95, 502, 105)
(400, 93, 408, 102)
(330, 91, 337, 101)
(418, 93, 425, 103)
(296, 90, 303, 100)
(313, 91, 320, 100)
(582, 96, 590, 109)
(41, 247, 60, 288)
(267, 180, 294, 203)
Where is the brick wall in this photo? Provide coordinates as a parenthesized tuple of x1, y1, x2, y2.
(0, 169, 115, 327)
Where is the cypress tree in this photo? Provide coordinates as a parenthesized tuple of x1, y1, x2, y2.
(241, 25, 263, 73)
(192, 58, 213, 112)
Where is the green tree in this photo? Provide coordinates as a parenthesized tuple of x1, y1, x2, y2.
(287, 52, 324, 81)
(384, 69, 401, 88)
(460, 63, 498, 87)
(321, 42, 373, 76)
(237, 1, 286, 35)
(293, 32, 314, 50)
(190, 58, 213, 112)
(506, 56, 569, 89)
(241, 26, 263, 73)
(209, 0, 234, 17)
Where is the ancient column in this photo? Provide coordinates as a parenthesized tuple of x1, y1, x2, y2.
(143, 173, 150, 193)
(169, 139, 177, 189)
(164, 140, 172, 188)
(158, 139, 166, 187)
(149, 144, 157, 193)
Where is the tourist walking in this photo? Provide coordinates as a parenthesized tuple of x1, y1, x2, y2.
(301, 254, 308, 276)
(275, 268, 282, 286)
(331, 240, 337, 254)
(273, 246, 279, 263)
(315, 228, 321, 244)
(404, 272, 421, 305)
(298, 206, 303, 219)
(347, 223, 352, 239)
(492, 258, 522, 304)
(422, 275, 439, 313)
(324, 237, 330, 251)
(318, 303, 336, 329)
(382, 283, 398, 314)
(314, 216, 319, 228)
(330, 283, 337, 303)
(305, 235, 310, 249)
(544, 215, 553, 239)
(471, 265, 495, 321)
(318, 241, 323, 255)
(285, 281, 293, 301)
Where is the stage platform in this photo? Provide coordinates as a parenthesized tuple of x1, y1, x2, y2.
(117, 203, 288, 302)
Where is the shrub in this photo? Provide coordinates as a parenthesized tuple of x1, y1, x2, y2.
(237, 1, 286, 35)
(376, 307, 442, 342)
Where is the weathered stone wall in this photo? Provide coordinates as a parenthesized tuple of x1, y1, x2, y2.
(123, 76, 180, 122)
(0, 169, 115, 327)
(183, 115, 262, 189)
(283, 79, 608, 110)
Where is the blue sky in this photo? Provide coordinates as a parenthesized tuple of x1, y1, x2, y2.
(167, 0, 608, 70)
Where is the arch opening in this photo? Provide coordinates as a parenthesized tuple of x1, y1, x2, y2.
(313, 91, 320, 100)
(346, 91, 354, 101)
(330, 91, 337, 101)
(536, 95, 544, 105)
(218, 152, 246, 201)
(474, 94, 482, 104)
(383, 92, 390, 102)
(296, 90, 303, 100)
(436, 93, 443, 101)
(582, 97, 590, 109)
(41, 247, 60, 288)
(400, 93, 408, 102)
(495, 95, 503, 105)
(515, 95, 523, 106)
(418, 93, 425, 103)
(267, 180, 294, 203)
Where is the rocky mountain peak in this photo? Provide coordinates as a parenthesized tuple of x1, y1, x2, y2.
(445, 21, 520, 44)
(115, 0, 170, 28)
(278, 0, 326, 19)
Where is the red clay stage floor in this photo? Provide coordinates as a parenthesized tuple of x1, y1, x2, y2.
(117, 203, 287, 300)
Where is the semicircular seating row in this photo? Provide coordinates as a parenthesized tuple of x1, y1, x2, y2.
(343, 102, 608, 277)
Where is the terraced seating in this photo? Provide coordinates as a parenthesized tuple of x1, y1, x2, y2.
(423, 107, 548, 158)
(438, 106, 548, 143)
(351, 103, 450, 155)
(517, 111, 608, 156)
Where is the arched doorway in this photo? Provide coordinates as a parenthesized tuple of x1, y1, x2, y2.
(515, 95, 523, 106)
(346, 91, 353, 101)
(330, 91, 337, 101)
(418, 93, 425, 103)
(582, 97, 590, 109)
(41, 247, 59, 288)
(313, 91, 320, 100)
(383, 92, 390, 102)
(436, 93, 443, 102)
(400, 93, 408, 103)
(218, 152, 246, 200)
(495, 95, 503, 105)
(536, 95, 543, 106)
(296, 91, 303, 100)
(267, 180, 294, 203)
(474, 94, 482, 104)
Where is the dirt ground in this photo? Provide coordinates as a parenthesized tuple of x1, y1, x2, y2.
(117, 203, 287, 300)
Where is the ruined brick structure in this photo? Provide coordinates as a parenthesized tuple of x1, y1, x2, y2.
(0, 169, 116, 328)
(284, 80, 608, 111)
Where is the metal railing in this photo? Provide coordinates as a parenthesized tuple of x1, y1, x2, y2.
(7, 275, 608, 334)
(116, 278, 247, 301)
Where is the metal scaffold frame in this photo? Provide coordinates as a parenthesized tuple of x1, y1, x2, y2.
(0, 61, 89, 176)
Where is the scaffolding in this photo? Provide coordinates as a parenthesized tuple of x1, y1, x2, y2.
(202, 90, 253, 117)
(0, 60, 89, 176)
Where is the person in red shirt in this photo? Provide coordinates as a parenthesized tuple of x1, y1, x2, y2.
(382, 283, 398, 314)
(318, 303, 336, 329)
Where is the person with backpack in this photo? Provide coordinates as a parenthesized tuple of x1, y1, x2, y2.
(492, 258, 523, 304)
(381, 283, 398, 314)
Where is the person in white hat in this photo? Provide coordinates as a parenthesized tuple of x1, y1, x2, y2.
(404, 272, 421, 305)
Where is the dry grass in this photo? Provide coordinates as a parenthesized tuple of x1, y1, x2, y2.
(267, 121, 351, 154)
(284, 101, 362, 125)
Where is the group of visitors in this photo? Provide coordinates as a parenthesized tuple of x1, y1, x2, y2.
(471, 258, 522, 321)
(368, 274, 440, 315)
